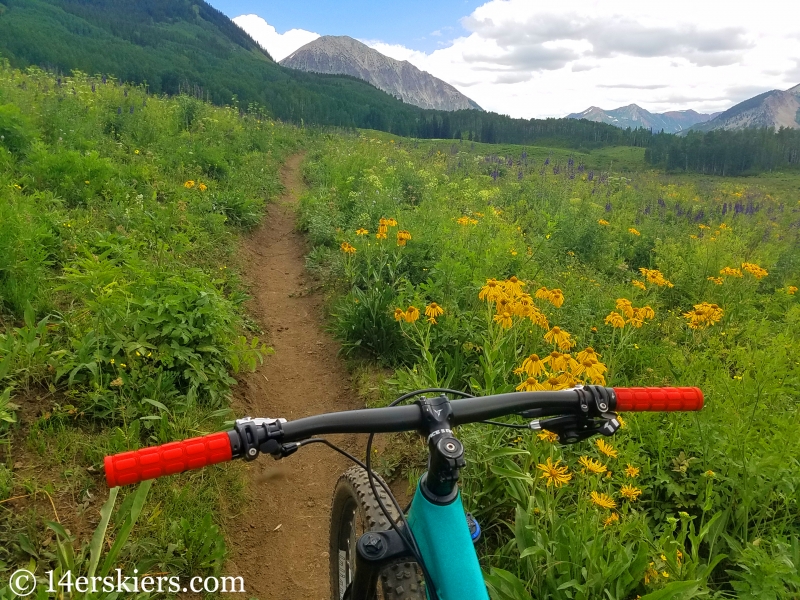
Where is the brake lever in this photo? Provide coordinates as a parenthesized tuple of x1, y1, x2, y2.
(530, 412, 621, 444)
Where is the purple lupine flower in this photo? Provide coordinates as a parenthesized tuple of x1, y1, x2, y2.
(544, 157, 550, 166)
(644, 205, 651, 215)
(588, 170, 594, 181)
(658, 197, 665, 208)
(568, 157, 574, 168)
(605, 202, 612, 212)
(518, 170, 523, 181)
(91, 83, 96, 93)
(117, 107, 122, 115)
(492, 168, 498, 181)
(569, 172, 575, 179)
(694, 209, 704, 222)
(129, 106, 134, 114)
(578, 164, 585, 173)
(57, 77, 61, 86)
(722, 202, 728, 215)
(553, 166, 560, 175)
(102, 75, 107, 84)
(124, 89, 128, 97)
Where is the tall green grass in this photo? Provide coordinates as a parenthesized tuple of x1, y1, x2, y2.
(0, 61, 302, 585)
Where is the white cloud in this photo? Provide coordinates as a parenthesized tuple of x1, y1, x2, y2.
(232, 14, 319, 62)
(364, 0, 800, 118)
(235, 2, 800, 118)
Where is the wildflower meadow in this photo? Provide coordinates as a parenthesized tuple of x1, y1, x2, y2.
(300, 133, 800, 598)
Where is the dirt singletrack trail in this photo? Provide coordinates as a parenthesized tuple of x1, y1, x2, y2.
(226, 153, 360, 599)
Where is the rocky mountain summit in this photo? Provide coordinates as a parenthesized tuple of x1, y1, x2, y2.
(687, 83, 800, 133)
(567, 104, 716, 133)
(280, 36, 482, 112)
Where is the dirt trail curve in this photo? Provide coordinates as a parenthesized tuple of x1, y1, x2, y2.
(226, 153, 359, 599)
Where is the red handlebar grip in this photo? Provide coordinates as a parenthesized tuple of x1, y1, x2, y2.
(613, 387, 703, 412)
(104, 431, 233, 488)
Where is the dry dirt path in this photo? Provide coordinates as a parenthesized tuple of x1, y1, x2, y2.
(226, 154, 360, 599)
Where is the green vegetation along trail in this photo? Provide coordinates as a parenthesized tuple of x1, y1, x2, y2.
(225, 154, 360, 598)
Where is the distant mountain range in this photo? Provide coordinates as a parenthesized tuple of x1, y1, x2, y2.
(686, 83, 800, 133)
(568, 83, 800, 134)
(280, 36, 482, 112)
(567, 105, 719, 133)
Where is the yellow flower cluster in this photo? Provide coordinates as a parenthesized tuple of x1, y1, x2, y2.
(638, 268, 674, 288)
(376, 217, 398, 240)
(707, 276, 724, 285)
(628, 228, 641, 236)
(394, 305, 420, 323)
(340, 242, 356, 254)
(184, 180, 195, 188)
(456, 216, 478, 226)
(534, 286, 565, 308)
(480, 277, 550, 331)
(183, 180, 207, 191)
(397, 230, 412, 246)
(741, 262, 768, 279)
(356, 228, 369, 236)
(719, 266, 742, 277)
(515, 346, 607, 390)
(605, 299, 655, 329)
(683, 302, 723, 329)
(598, 219, 610, 226)
(632, 280, 647, 291)
(789, 286, 798, 295)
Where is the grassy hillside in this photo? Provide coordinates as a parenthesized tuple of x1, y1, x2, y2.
(0, 62, 301, 588)
(299, 133, 800, 598)
(0, 0, 651, 148)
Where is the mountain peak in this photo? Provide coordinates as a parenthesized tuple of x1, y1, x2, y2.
(281, 35, 482, 112)
(567, 104, 713, 133)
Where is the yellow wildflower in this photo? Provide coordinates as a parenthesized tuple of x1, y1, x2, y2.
(596, 438, 618, 458)
(579, 456, 607, 474)
(356, 228, 369, 235)
(516, 376, 544, 392)
(632, 279, 647, 290)
(788, 286, 797, 295)
(624, 464, 640, 478)
(616, 298, 635, 319)
(425, 302, 444, 318)
(493, 311, 513, 329)
(741, 262, 768, 279)
(504, 276, 526, 296)
(340, 242, 356, 254)
(537, 430, 559, 443)
(394, 308, 405, 322)
(521, 354, 547, 377)
(590, 491, 617, 509)
(184, 180, 195, 188)
(639, 267, 673, 288)
(386, 218, 398, 227)
(544, 326, 574, 350)
(603, 512, 619, 527)
(683, 302, 723, 329)
(403, 306, 420, 323)
(376, 232, 388, 240)
(598, 219, 610, 226)
(198, 182, 208, 192)
(628, 228, 641, 236)
(576, 347, 600, 363)
(479, 279, 504, 302)
(707, 276, 724, 285)
(620, 484, 643, 501)
(134, 149, 140, 155)
(397, 230, 412, 246)
(704, 470, 715, 478)
(720, 266, 742, 277)
(605, 311, 626, 328)
(536, 457, 572, 487)
(427, 316, 437, 325)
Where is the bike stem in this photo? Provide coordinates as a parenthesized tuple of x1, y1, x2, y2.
(416, 395, 466, 505)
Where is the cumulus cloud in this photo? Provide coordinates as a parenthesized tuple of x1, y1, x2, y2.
(233, 14, 319, 62)
(236, 0, 800, 119)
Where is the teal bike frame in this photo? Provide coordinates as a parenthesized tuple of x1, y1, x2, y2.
(406, 480, 489, 600)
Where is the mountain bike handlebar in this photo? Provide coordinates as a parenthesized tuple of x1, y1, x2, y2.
(104, 386, 702, 487)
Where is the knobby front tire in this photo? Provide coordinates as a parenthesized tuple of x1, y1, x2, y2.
(329, 466, 424, 600)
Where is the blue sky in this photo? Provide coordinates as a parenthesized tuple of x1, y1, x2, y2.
(207, 0, 483, 52)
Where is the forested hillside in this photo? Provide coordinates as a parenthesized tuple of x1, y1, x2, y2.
(645, 127, 800, 175)
(0, 0, 649, 148)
